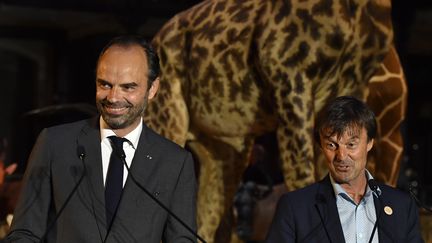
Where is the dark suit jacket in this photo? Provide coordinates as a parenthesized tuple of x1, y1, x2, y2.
(7, 117, 197, 243)
(266, 175, 424, 243)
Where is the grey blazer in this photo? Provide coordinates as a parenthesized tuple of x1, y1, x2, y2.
(266, 175, 424, 243)
(7, 117, 197, 243)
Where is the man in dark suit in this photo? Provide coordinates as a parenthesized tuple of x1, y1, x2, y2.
(266, 96, 424, 243)
(6, 36, 197, 242)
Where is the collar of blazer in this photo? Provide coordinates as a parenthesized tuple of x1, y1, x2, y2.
(74, 117, 160, 233)
(314, 175, 347, 243)
(315, 176, 399, 243)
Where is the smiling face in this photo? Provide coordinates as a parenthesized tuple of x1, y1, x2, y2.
(320, 126, 374, 187)
(96, 44, 159, 136)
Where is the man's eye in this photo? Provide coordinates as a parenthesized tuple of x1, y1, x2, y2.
(347, 143, 357, 148)
(122, 84, 137, 91)
(326, 143, 336, 150)
(98, 82, 111, 89)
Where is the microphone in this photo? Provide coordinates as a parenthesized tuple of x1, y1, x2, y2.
(368, 179, 382, 243)
(368, 179, 379, 195)
(38, 145, 87, 243)
(111, 148, 207, 243)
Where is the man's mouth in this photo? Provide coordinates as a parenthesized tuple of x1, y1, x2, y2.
(334, 163, 350, 172)
(104, 105, 128, 115)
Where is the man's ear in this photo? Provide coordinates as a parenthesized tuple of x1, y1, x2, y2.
(148, 77, 160, 100)
(367, 138, 374, 152)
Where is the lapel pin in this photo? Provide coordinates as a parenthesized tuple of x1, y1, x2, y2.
(146, 155, 153, 159)
(384, 206, 393, 215)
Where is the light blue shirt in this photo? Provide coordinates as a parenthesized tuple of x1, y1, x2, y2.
(330, 171, 381, 243)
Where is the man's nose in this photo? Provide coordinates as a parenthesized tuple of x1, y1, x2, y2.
(107, 87, 121, 101)
(336, 147, 348, 161)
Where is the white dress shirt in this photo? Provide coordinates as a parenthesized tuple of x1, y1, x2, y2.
(100, 116, 142, 187)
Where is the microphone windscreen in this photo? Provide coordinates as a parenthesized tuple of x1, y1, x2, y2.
(77, 145, 86, 159)
(368, 179, 379, 192)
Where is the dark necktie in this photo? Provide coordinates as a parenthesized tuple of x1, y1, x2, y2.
(105, 136, 127, 227)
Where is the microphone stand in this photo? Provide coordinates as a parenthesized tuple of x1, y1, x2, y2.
(409, 185, 432, 213)
(368, 179, 382, 243)
(38, 146, 87, 243)
(114, 150, 207, 243)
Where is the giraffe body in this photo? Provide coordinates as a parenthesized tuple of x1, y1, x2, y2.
(144, 0, 402, 242)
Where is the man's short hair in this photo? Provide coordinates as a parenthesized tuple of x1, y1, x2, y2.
(314, 96, 377, 144)
(97, 35, 160, 85)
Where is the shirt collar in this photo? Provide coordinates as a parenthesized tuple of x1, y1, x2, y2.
(365, 170, 382, 198)
(99, 116, 142, 149)
(330, 169, 381, 200)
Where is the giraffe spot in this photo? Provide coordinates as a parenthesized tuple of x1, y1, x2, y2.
(178, 18, 189, 29)
(215, 41, 228, 53)
(202, 91, 214, 113)
(315, 50, 338, 78)
(361, 55, 377, 79)
(294, 73, 305, 94)
(283, 41, 310, 67)
(193, 4, 212, 27)
(211, 76, 225, 97)
(198, 16, 226, 42)
(263, 29, 277, 52)
(275, 71, 291, 94)
(294, 134, 307, 149)
(366, 1, 392, 29)
(280, 23, 298, 55)
(293, 96, 304, 111)
(296, 9, 322, 40)
(220, 48, 246, 79)
(230, 4, 253, 23)
(312, 0, 333, 17)
(157, 21, 176, 41)
(203, 64, 221, 89)
(306, 63, 319, 80)
(362, 32, 377, 49)
(214, 1, 227, 13)
(190, 45, 209, 76)
(228, 106, 246, 117)
(159, 49, 168, 66)
(226, 27, 251, 43)
(275, 0, 291, 24)
(326, 25, 344, 50)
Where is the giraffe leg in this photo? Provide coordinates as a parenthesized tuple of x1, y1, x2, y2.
(187, 135, 253, 243)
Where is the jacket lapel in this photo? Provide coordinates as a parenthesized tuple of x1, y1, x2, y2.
(76, 117, 108, 236)
(113, 124, 159, 220)
(126, 124, 158, 187)
(374, 190, 395, 243)
(315, 176, 346, 243)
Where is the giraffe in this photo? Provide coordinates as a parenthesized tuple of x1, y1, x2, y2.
(143, 0, 399, 242)
(366, 45, 407, 186)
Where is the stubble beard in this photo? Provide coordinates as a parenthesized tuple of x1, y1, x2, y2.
(97, 94, 148, 130)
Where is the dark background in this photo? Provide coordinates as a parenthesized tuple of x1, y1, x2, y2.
(0, 0, 431, 206)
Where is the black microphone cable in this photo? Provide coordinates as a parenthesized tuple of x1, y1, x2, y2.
(38, 145, 87, 243)
(409, 184, 432, 213)
(112, 148, 207, 243)
(368, 179, 382, 243)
